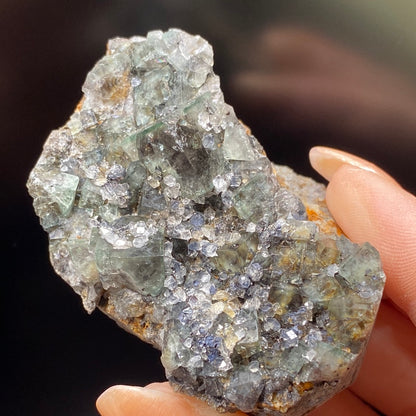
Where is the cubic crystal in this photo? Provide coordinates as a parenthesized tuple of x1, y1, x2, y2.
(27, 29, 385, 416)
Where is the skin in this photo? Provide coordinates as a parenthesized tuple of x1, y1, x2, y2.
(96, 149, 416, 415)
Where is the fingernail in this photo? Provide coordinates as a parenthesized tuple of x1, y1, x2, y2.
(96, 384, 228, 416)
(309, 146, 392, 182)
(96, 385, 163, 416)
(144, 382, 174, 393)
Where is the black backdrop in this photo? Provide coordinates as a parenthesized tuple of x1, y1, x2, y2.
(3, 1, 416, 415)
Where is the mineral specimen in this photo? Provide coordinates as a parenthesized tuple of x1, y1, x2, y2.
(27, 29, 385, 415)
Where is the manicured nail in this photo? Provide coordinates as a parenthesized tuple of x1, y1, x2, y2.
(309, 146, 393, 182)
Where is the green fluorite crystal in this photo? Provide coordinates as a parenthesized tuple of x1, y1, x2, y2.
(27, 29, 385, 415)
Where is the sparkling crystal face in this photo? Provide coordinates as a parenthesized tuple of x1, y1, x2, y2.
(27, 29, 385, 415)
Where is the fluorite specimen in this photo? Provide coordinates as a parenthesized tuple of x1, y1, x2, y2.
(27, 29, 385, 415)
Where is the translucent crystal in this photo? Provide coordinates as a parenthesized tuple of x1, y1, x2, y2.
(27, 29, 385, 416)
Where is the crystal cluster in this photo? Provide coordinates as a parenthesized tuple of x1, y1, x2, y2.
(27, 29, 385, 415)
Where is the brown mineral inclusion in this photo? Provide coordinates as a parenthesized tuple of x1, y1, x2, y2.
(27, 29, 385, 415)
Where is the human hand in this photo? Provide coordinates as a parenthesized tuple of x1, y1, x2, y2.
(96, 146, 416, 416)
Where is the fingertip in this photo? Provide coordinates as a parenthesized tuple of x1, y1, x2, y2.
(96, 385, 143, 416)
(96, 383, 231, 416)
(96, 385, 183, 416)
(309, 146, 394, 183)
(325, 164, 372, 243)
(309, 146, 335, 181)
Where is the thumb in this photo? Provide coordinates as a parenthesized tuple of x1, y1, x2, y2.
(310, 147, 416, 325)
(96, 384, 246, 416)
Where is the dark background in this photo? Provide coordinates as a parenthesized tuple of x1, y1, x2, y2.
(2, 1, 416, 415)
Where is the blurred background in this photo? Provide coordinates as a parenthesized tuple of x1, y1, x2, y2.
(2, 1, 416, 415)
